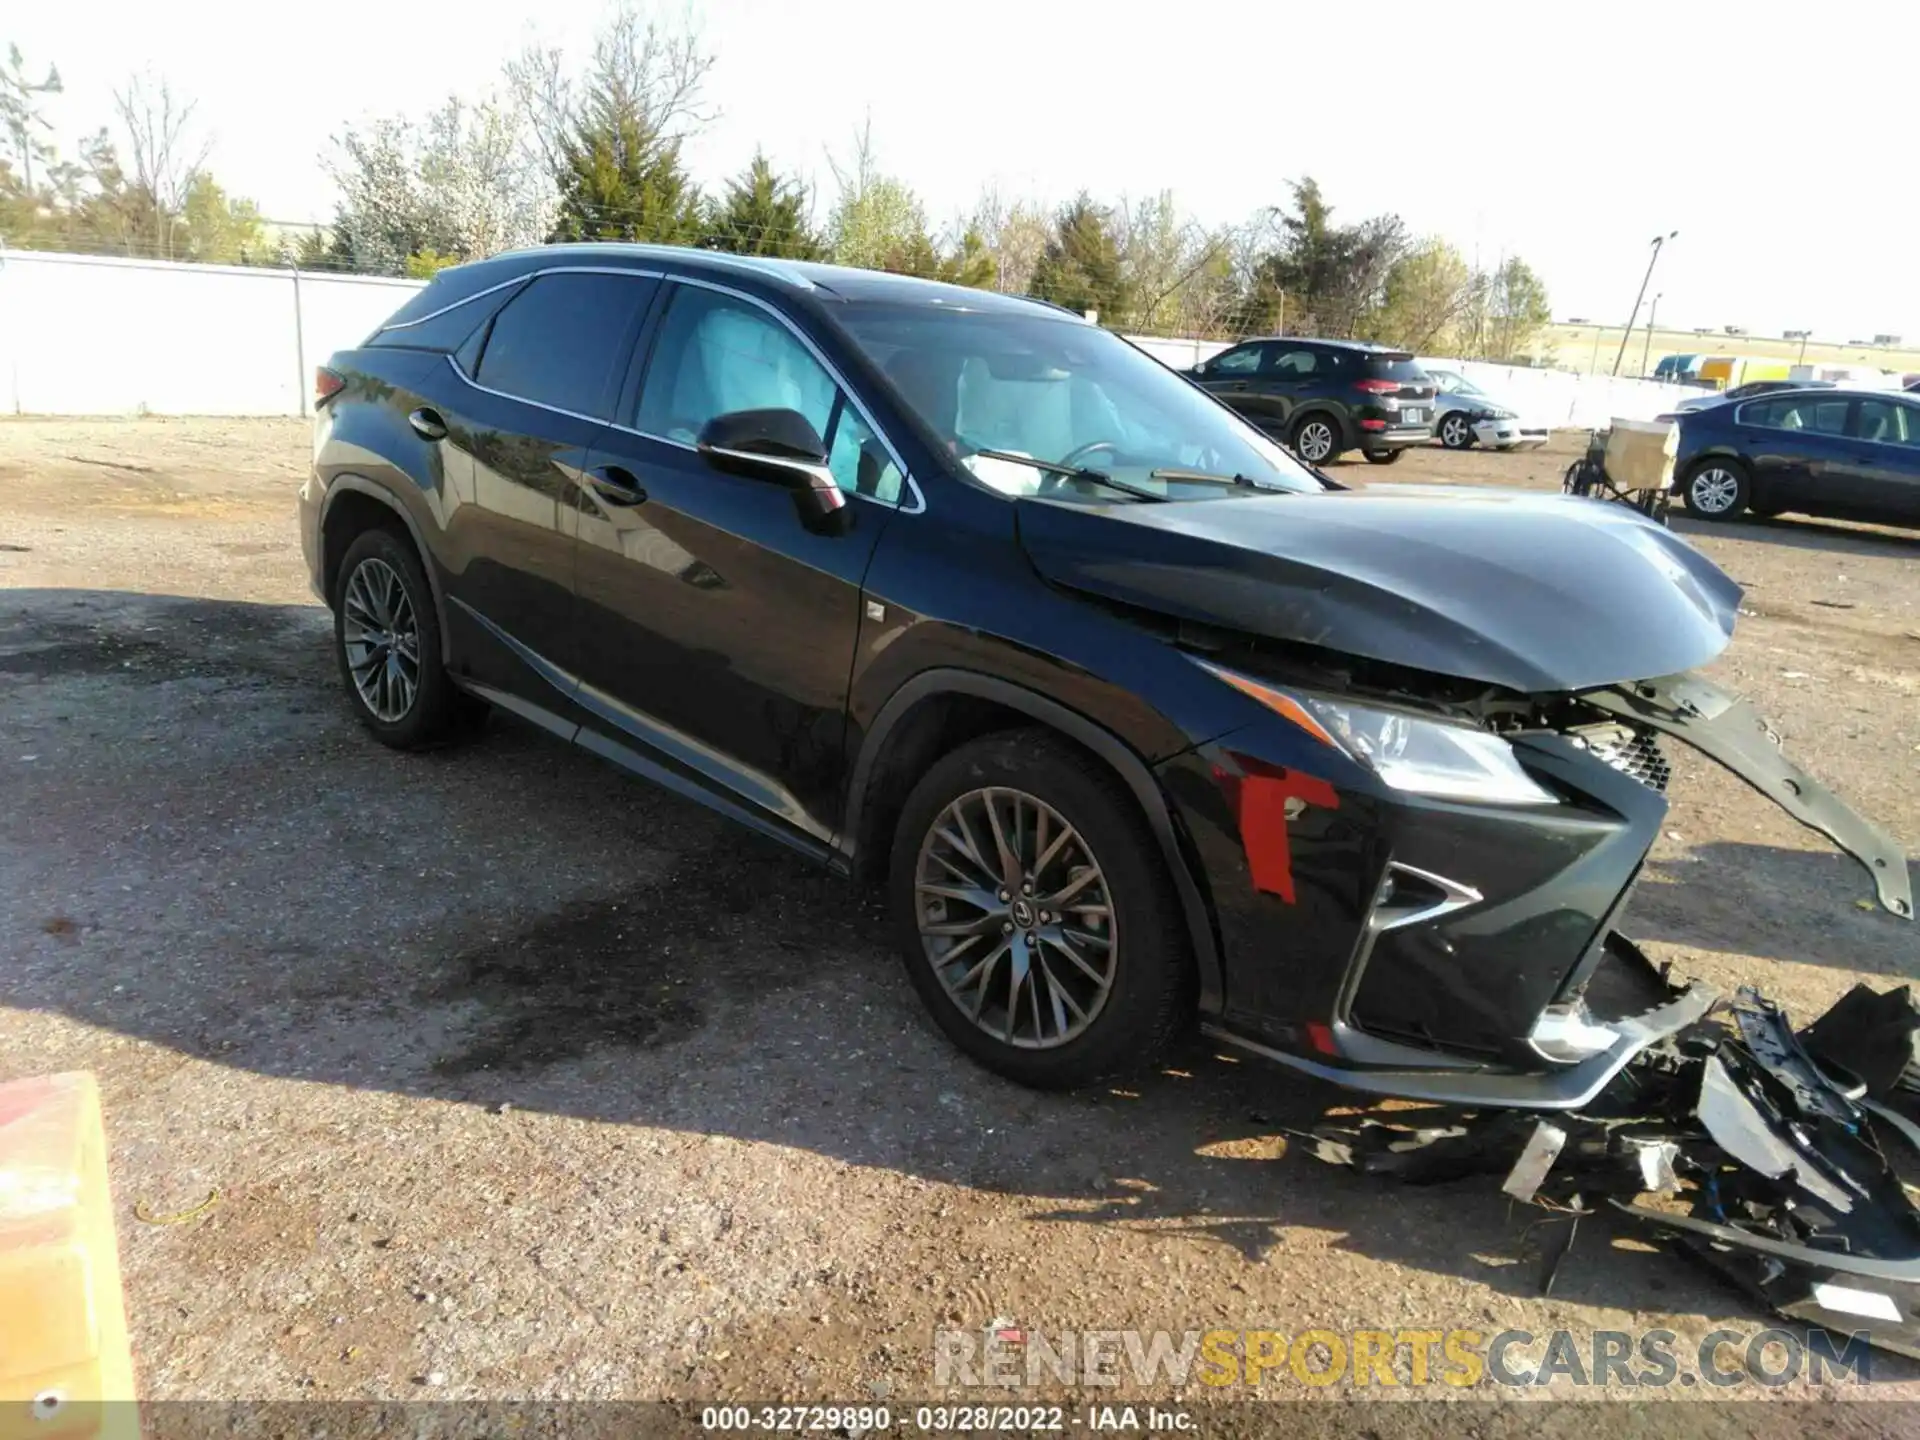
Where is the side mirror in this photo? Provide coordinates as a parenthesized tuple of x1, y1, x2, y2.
(696, 408, 850, 534)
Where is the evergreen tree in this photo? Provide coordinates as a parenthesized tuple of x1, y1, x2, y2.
(549, 79, 702, 245)
(936, 227, 995, 289)
(704, 153, 819, 258)
(1029, 195, 1129, 320)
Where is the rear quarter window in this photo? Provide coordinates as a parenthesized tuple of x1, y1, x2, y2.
(368, 281, 525, 353)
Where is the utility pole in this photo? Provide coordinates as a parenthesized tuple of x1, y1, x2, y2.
(1640, 293, 1661, 377)
(1613, 231, 1677, 376)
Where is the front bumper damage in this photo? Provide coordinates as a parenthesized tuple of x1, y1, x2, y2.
(1310, 979, 1920, 1359)
(1588, 672, 1912, 919)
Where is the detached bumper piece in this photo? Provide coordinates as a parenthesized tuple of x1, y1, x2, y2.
(1309, 982, 1920, 1359)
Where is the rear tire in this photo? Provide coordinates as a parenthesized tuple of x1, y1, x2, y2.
(1363, 449, 1403, 465)
(1438, 412, 1474, 449)
(1290, 413, 1341, 465)
(333, 528, 478, 749)
(1681, 458, 1751, 520)
(888, 729, 1193, 1089)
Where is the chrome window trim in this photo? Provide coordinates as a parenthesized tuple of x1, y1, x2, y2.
(437, 264, 926, 515)
(376, 264, 660, 333)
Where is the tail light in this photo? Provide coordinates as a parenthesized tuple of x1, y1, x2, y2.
(314, 367, 345, 408)
(1359, 418, 1386, 431)
(1353, 378, 1401, 395)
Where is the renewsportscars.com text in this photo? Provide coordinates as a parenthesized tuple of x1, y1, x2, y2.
(933, 1326, 1874, 1389)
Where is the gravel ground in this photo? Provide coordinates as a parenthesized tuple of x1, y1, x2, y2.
(2, 417, 1918, 1422)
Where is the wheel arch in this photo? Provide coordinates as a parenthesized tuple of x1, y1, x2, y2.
(319, 476, 452, 663)
(1290, 405, 1351, 456)
(842, 668, 1225, 1015)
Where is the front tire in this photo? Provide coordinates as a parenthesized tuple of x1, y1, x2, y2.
(1290, 413, 1341, 465)
(888, 730, 1193, 1089)
(1681, 458, 1751, 520)
(1438, 412, 1474, 449)
(333, 528, 475, 748)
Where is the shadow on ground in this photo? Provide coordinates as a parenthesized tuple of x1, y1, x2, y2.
(1630, 842, 1917, 978)
(2, 586, 1914, 1374)
(1669, 512, 1920, 559)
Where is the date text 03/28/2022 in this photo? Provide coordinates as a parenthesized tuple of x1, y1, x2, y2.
(699, 1406, 1193, 1432)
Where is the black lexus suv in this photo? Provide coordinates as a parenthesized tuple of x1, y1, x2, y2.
(301, 244, 1908, 1104)
(1186, 337, 1436, 464)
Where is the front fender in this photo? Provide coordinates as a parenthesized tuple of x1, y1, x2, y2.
(1587, 672, 1912, 918)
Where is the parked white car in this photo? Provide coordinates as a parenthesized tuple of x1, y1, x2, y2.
(1423, 367, 1550, 450)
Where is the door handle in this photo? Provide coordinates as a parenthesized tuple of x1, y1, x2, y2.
(1224, 380, 1249, 391)
(587, 465, 648, 507)
(408, 407, 448, 441)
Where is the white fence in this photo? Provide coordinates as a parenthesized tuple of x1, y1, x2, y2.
(0, 249, 423, 418)
(2, 248, 1695, 428)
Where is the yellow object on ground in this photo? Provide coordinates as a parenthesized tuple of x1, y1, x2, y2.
(0, 1073, 138, 1440)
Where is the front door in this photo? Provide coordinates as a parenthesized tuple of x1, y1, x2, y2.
(1195, 342, 1268, 425)
(1834, 398, 1920, 523)
(567, 280, 908, 849)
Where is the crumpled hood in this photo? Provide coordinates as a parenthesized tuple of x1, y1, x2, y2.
(1017, 484, 1742, 693)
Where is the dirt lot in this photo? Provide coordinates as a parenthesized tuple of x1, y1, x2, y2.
(2, 418, 1918, 1421)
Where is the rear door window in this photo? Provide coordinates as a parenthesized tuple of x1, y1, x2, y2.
(471, 272, 658, 419)
(1743, 395, 1852, 435)
(1268, 348, 1321, 377)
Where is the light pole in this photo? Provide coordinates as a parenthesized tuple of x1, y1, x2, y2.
(1640, 292, 1662, 378)
(1613, 231, 1677, 376)
(1785, 328, 1811, 366)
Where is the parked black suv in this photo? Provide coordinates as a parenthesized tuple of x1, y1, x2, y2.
(300, 245, 1907, 1105)
(1187, 337, 1436, 464)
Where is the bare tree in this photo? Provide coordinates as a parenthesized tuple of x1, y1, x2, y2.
(506, 1, 715, 178)
(2, 44, 64, 193)
(965, 184, 1050, 295)
(111, 73, 208, 259)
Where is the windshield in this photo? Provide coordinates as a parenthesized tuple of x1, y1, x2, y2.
(835, 302, 1327, 501)
(1431, 369, 1480, 396)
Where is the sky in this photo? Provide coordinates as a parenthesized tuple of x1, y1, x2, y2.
(12, 0, 1920, 340)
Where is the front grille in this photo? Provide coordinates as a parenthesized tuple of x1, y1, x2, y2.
(1569, 724, 1672, 793)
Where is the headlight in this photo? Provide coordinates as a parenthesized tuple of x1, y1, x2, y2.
(1199, 662, 1558, 806)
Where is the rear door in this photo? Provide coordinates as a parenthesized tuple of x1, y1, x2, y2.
(1262, 344, 1328, 433)
(566, 278, 907, 850)
(1734, 393, 1854, 509)
(1834, 397, 1920, 523)
(430, 269, 658, 718)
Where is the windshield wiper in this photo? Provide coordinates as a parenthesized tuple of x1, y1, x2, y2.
(1147, 467, 1264, 490)
(968, 448, 1168, 503)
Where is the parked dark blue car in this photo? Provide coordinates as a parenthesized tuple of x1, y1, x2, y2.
(1672, 386, 1920, 528)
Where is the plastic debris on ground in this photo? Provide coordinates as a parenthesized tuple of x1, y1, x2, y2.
(1307, 980, 1920, 1359)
